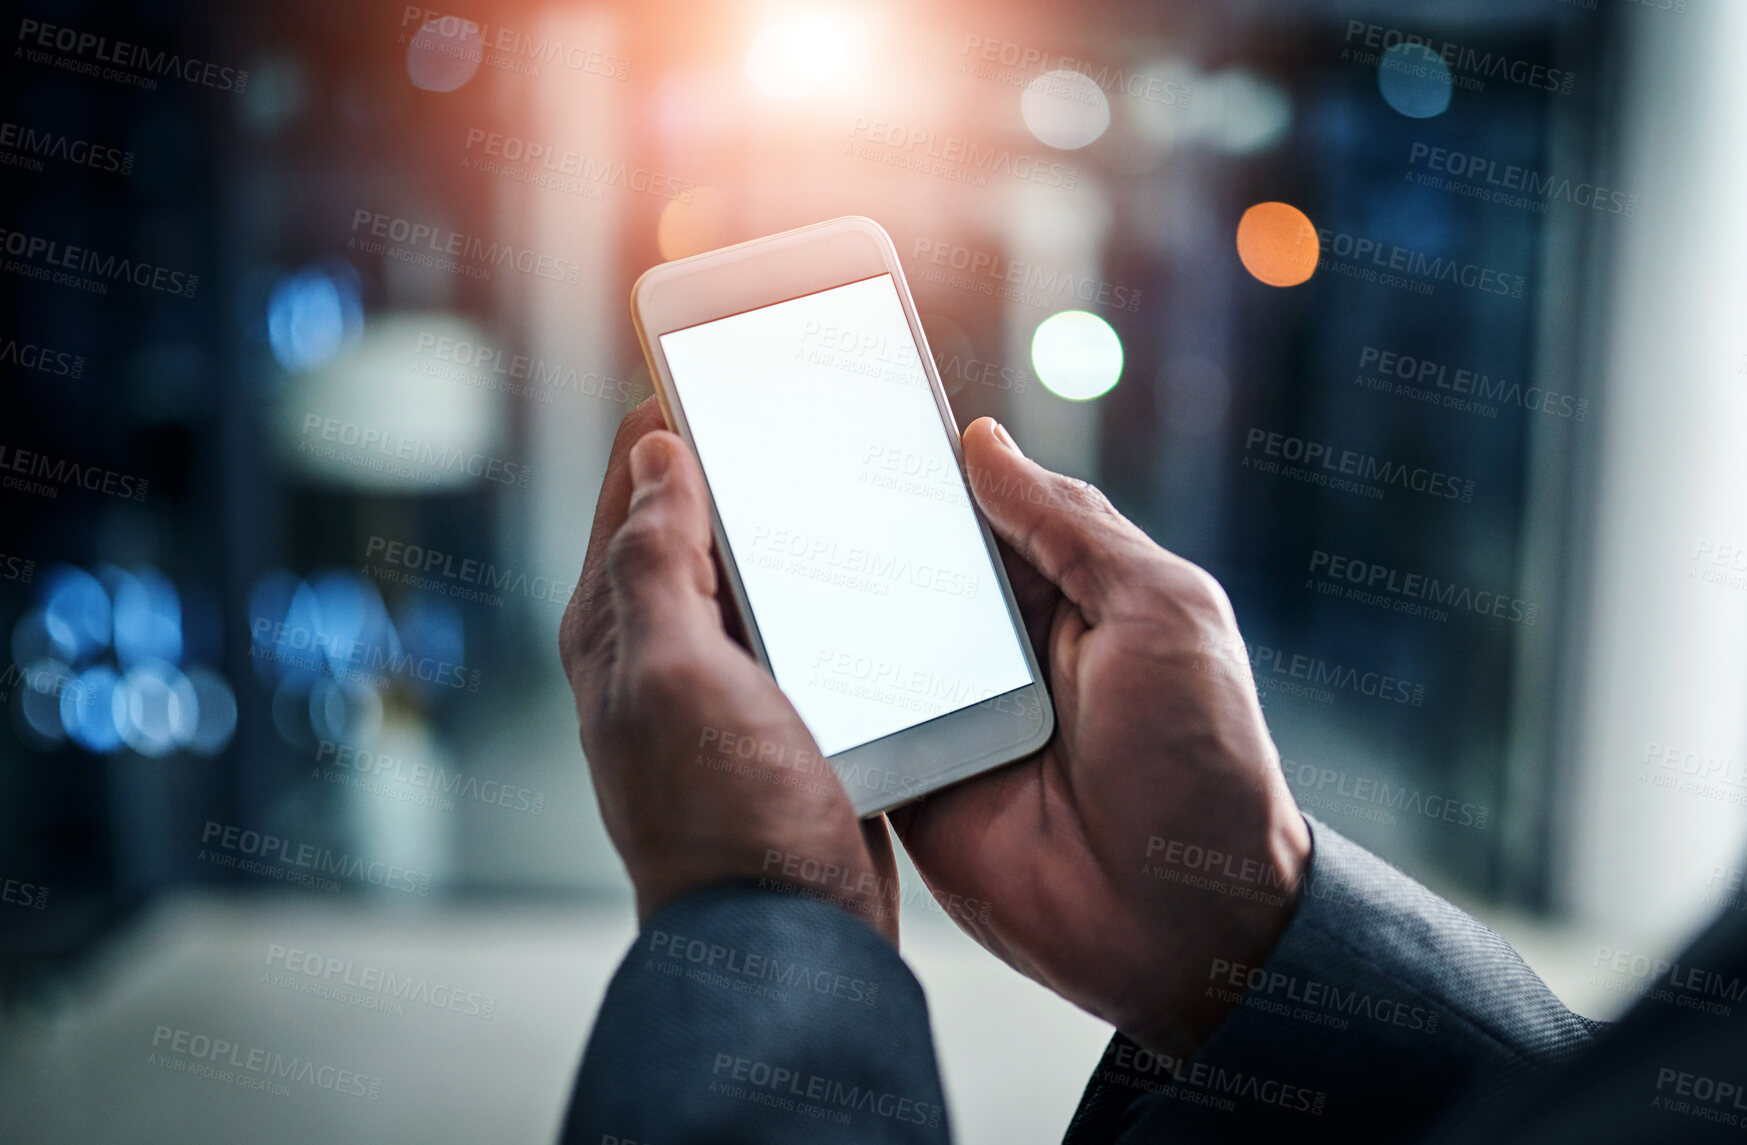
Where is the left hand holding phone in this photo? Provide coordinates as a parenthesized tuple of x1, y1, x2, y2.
(559, 399, 901, 943)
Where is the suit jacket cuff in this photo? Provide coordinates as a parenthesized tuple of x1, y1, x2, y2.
(561, 882, 952, 1145)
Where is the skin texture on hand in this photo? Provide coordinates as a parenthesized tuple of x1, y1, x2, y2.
(558, 399, 901, 942)
(888, 417, 1311, 1061)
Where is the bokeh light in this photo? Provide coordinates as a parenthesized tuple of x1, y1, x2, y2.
(62, 664, 120, 753)
(113, 661, 199, 757)
(41, 566, 111, 667)
(745, 17, 847, 100)
(1021, 70, 1111, 151)
(1378, 43, 1453, 119)
(406, 18, 483, 93)
(1235, 201, 1320, 287)
(267, 264, 363, 372)
(1031, 311, 1124, 401)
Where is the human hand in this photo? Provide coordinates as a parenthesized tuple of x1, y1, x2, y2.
(890, 418, 1311, 1055)
(559, 399, 900, 941)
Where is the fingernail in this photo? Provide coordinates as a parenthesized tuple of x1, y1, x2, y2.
(630, 436, 671, 491)
(993, 421, 1024, 457)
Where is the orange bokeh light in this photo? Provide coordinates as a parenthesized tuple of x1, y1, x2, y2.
(1235, 201, 1320, 287)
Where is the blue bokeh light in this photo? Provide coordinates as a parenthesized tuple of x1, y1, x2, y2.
(267, 264, 362, 372)
(1378, 43, 1453, 119)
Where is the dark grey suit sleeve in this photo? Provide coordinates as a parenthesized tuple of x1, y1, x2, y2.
(1064, 815, 1605, 1144)
(560, 882, 952, 1145)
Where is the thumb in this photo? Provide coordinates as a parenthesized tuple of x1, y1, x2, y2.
(961, 417, 1148, 617)
(605, 431, 724, 652)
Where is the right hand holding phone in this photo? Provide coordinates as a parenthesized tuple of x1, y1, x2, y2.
(889, 418, 1311, 1060)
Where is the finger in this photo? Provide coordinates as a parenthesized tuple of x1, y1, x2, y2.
(559, 398, 668, 669)
(605, 430, 725, 654)
(961, 417, 1149, 619)
(580, 397, 670, 596)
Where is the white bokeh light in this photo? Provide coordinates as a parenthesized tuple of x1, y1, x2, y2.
(1031, 311, 1124, 401)
(746, 17, 847, 100)
(1021, 70, 1111, 150)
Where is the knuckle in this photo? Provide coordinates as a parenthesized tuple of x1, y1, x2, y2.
(605, 514, 671, 581)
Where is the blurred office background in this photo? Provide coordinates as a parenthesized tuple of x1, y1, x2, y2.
(1, 0, 1745, 1140)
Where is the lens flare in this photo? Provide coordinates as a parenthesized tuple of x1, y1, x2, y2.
(1235, 201, 1320, 287)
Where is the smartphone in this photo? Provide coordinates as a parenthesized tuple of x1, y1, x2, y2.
(631, 216, 1054, 817)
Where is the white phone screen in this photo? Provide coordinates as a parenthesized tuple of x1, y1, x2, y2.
(659, 274, 1034, 756)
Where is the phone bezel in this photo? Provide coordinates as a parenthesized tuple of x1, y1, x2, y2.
(630, 216, 1055, 817)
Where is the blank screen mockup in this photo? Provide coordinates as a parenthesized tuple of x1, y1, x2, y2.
(659, 274, 1034, 756)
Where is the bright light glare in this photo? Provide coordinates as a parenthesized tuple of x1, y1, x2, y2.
(746, 17, 847, 99)
(1031, 311, 1123, 401)
(1021, 70, 1111, 150)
